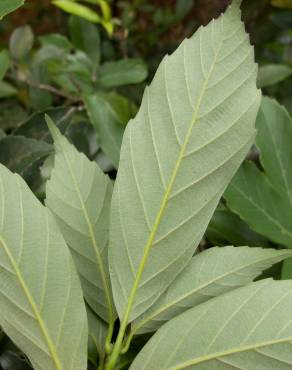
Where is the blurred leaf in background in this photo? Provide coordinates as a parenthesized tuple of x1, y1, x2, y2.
(0, 0, 24, 19)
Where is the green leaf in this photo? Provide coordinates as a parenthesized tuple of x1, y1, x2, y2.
(0, 81, 17, 98)
(45, 116, 115, 324)
(87, 306, 108, 366)
(130, 279, 292, 369)
(282, 257, 292, 279)
(109, 1, 261, 322)
(225, 98, 292, 248)
(257, 64, 292, 88)
(53, 0, 101, 23)
(207, 208, 270, 246)
(39, 33, 72, 51)
(132, 246, 292, 335)
(256, 97, 292, 208)
(14, 107, 73, 142)
(84, 93, 133, 167)
(0, 136, 52, 175)
(0, 51, 10, 81)
(69, 16, 101, 63)
(0, 164, 88, 370)
(0, 0, 24, 19)
(9, 25, 34, 60)
(98, 59, 148, 87)
(225, 161, 292, 247)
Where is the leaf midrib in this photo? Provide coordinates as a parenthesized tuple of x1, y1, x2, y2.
(122, 31, 223, 323)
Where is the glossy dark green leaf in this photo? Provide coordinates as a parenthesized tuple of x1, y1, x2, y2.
(257, 64, 292, 88)
(225, 161, 292, 247)
(84, 93, 134, 167)
(0, 136, 52, 175)
(207, 208, 270, 246)
(69, 16, 100, 64)
(14, 107, 74, 142)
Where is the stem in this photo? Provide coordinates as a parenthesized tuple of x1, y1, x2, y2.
(105, 322, 126, 369)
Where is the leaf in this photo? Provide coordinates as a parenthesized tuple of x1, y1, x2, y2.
(0, 136, 52, 175)
(45, 116, 115, 324)
(0, 51, 10, 81)
(256, 97, 292, 208)
(84, 93, 134, 167)
(0, 0, 24, 19)
(98, 59, 148, 88)
(9, 26, 34, 60)
(109, 1, 261, 322)
(87, 306, 108, 366)
(132, 246, 292, 335)
(14, 107, 74, 142)
(130, 279, 292, 369)
(225, 98, 292, 248)
(225, 161, 292, 247)
(207, 208, 270, 246)
(0, 164, 88, 370)
(0, 81, 17, 98)
(53, 0, 112, 34)
(257, 64, 292, 88)
(69, 16, 101, 64)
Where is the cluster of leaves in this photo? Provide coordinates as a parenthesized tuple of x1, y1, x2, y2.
(1, 2, 292, 370)
(0, 12, 149, 199)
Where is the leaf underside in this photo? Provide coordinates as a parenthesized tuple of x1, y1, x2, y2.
(46, 117, 115, 323)
(109, 0, 261, 322)
(131, 279, 292, 370)
(133, 246, 292, 334)
(0, 164, 87, 370)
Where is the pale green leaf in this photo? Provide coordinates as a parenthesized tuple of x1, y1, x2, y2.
(0, 0, 24, 19)
(132, 246, 292, 335)
(257, 64, 292, 88)
(53, 0, 101, 22)
(87, 306, 108, 367)
(45, 116, 115, 324)
(109, 1, 261, 322)
(225, 161, 292, 247)
(256, 97, 292, 209)
(0, 164, 87, 370)
(130, 279, 292, 369)
(9, 25, 34, 60)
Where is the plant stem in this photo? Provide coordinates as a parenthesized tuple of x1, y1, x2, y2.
(105, 318, 128, 370)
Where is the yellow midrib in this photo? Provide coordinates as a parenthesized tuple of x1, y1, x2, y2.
(121, 40, 222, 325)
(168, 336, 292, 369)
(61, 145, 115, 324)
(0, 237, 63, 370)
